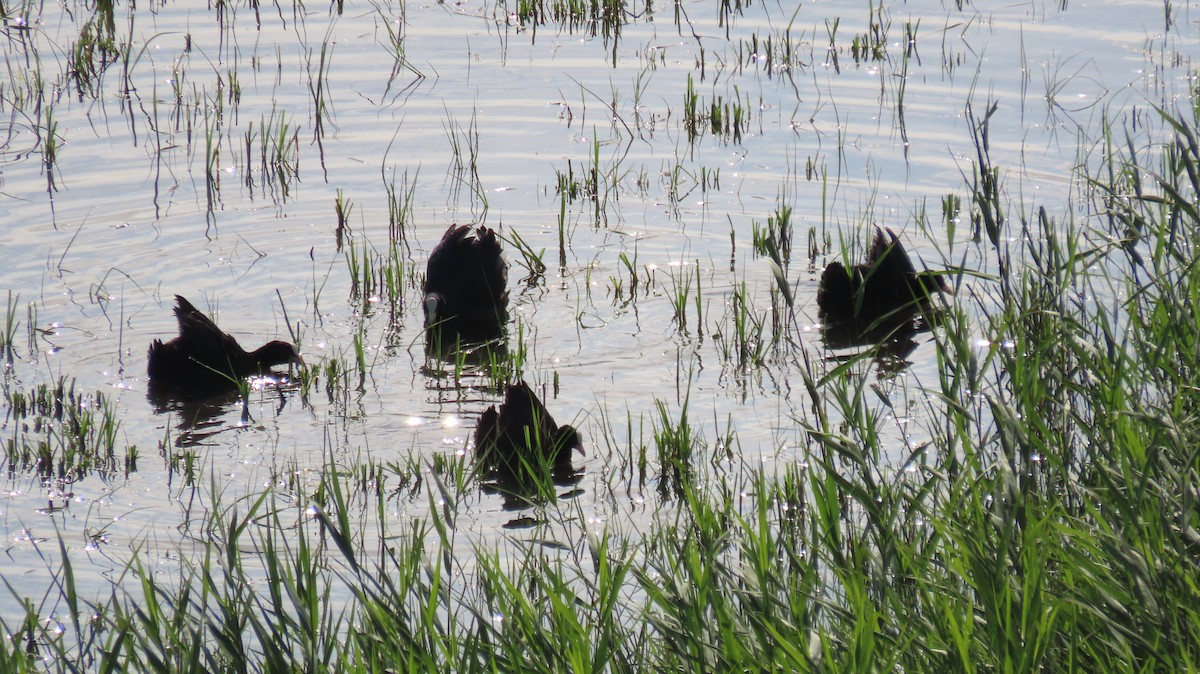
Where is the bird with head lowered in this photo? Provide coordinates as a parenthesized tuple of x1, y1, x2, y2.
(816, 226, 952, 326)
(147, 295, 300, 397)
(423, 224, 509, 347)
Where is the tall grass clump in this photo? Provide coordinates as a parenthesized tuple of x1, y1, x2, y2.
(1, 290, 19, 367)
(836, 106, 1200, 669)
(66, 1, 123, 99)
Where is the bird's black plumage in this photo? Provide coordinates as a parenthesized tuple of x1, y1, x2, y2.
(147, 295, 299, 395)
(817, 226, 951, 324)
(475, 381, 583, 478)
(423, 224, 508, 344)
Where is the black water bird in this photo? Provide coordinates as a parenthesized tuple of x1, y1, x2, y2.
(147, 295, 300, 395)
(817, 226, 951, 325)
(475, 381, 583, 479)
(423, 224, 508, 344)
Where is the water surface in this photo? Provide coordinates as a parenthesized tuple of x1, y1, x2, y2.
(0, 0, 1193, 609)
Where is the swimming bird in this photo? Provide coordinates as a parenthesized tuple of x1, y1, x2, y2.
(423, 224, 508, 344)
(147, 295, 300, 395)
(475, 381, 583, 477)
(817, 226, 951, 324)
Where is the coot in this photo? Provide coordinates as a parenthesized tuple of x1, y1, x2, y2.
(817, 226, 951, 323)
(423, 224, 508, 344)
(475, 381, 583, 476)
(147, 295, 300, 394)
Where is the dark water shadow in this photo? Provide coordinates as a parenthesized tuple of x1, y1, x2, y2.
(820, 309, 946, 377)
(478, 461, 585, 516)
(422, 334, 508, 377)
(148, 375, 296, 447)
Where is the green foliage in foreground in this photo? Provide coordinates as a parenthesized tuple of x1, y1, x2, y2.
(5, 111, 1200, 672)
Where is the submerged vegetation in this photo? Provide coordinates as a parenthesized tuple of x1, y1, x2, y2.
(1, 0, 1198, 671)
(2, 376, 129, 482)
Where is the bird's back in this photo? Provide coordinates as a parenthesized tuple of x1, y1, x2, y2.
(424, 225, 509, 341)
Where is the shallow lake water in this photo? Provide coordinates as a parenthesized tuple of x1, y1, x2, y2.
(0, 0, 1195, 614)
